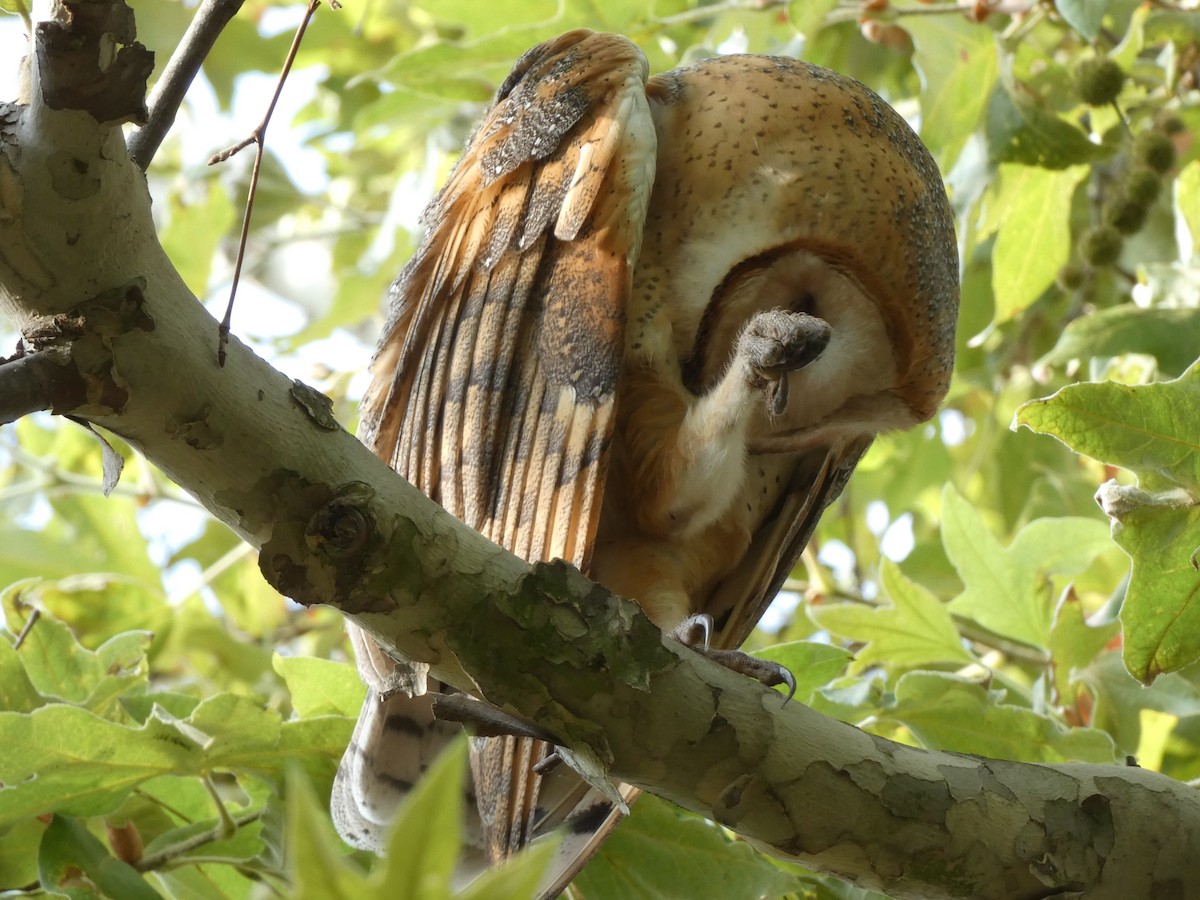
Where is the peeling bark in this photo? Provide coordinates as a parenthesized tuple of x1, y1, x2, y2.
(2, 2, 1199, 898)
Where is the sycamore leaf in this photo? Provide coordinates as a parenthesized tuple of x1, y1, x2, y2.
(809, 560, 973, 673)
(1057, 0, 1110, 40)
(1015, 363, 1200, 681)
(1038, 306, 1200, 378)
(288, 738, 548, 900)
(274, 654, 367, 719)
(574, 795, 802, 900)
(1047, 590, 1120, 699)
(885, 671, 1117, 763)
(989, 164, 1088, 322)
(0, 706, 203, 824)
(750, 641, 851, 704)
(0, 633, 45, 713)
(942, 484, 1112, 649)
(38, 815, 161, 900)
(907, 16, 998, 169)
(287, 770, 371, 900)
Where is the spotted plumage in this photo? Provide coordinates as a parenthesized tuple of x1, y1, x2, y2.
(333, 29, 958, 897)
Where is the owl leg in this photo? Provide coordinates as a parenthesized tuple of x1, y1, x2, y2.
(628, 309, 831, 536)
(671, 613, 796, 701)
(734, 308, 832, 417)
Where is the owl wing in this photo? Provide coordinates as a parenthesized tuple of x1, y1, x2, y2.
(335, 27, 656, 883)
(705, 439, 872, 651)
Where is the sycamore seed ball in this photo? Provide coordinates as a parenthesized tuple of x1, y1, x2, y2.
(1124, 168, 1163, 207)
(1080, 225, 1123, 267)
(1133, 131, 1177, 174)
(1074, 58, 1126, 106)
(1056, 264, 1086, 291)
(1103, 196, 1149, 235)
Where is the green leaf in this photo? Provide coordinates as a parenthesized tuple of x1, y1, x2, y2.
(1038, 306, 1200, 377)
(575, 795, 802, 900)
(287, 771, 370, 900)
(1016, 365, 1200, 680)
(1176, 160, 1200, 253)
(0, 632, 45, 713)
(942, 484, 1112, 648)
(287, 738, 479, 900)
(274, 655, 366, 719)
(0, 817, 47, 889)
(1047, 591, 1120, 699)
(809, 560, 973, 672)
(1077, 651, 1200, 755)
(1015, 361, 1200, 491)
(38, 815, 161, 900)
(989, 164, 1088, 322)
(455, 840, 558, 900)
(1057, 0, 1112, 40)
(986, 81, 1103, 169)
(0, 706, 200, 824)
(159, 179, 236, 297)
(906, 15, 999, 169)
(787, 0, 839, 38)
(886, 671, 1118, 763)
(751, 642, 851, 703)
(0, 594, 150, 715)
(381, 30, 560, 102)
(1110, 502, 1200, 683)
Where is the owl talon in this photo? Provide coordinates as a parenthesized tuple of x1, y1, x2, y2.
(739, 310, 832, 415)
(671, 613, 713, 650)
(670, 614, 796, 703)
(702, 648, 797, 703)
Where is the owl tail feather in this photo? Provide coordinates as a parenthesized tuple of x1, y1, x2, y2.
(331, 676, 633, 898)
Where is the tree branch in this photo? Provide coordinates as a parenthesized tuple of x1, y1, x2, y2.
(127, 0, 245, 169)
(0, 348, 72, 423)
(3, 3, 1200, 899)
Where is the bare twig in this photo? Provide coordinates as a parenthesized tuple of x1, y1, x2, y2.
(208, 0, 334, 367)
(134, 807, 265, 873)
(650, 0, 784, 27)
(432, 693, 561, 742)
(127, 0, 246, 170)
(12, 608, 41, 650)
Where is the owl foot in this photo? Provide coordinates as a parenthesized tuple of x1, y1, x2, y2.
(738, 309, 832, 416)
(670, 614, 796, 702)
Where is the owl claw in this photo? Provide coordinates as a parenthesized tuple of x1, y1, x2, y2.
(670, 614, 797, 703)
(738, 309, 832, 416)
(672, 613, 713, 650)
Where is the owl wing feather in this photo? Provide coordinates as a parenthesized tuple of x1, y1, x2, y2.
(337, 27, 656, 880)
(706, 440, 872, 650)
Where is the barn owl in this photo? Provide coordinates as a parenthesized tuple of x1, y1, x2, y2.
(332, 29, 959, 896)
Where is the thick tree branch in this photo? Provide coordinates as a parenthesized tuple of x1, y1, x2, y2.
(0, 348, 72, 422)
(2, 3, 1199, 899)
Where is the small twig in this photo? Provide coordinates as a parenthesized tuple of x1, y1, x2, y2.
(825, 2, 978, 25)
(12, 608, 41, 650)
(208, 0, 334, 367)
(651, 0, 784, 27)
(533, 750, 562, 776)
(127, 0, 246, 170)
(203, 774, 238, 838)
(431, 694, 560, 742)
(134, 807, 265, 872)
